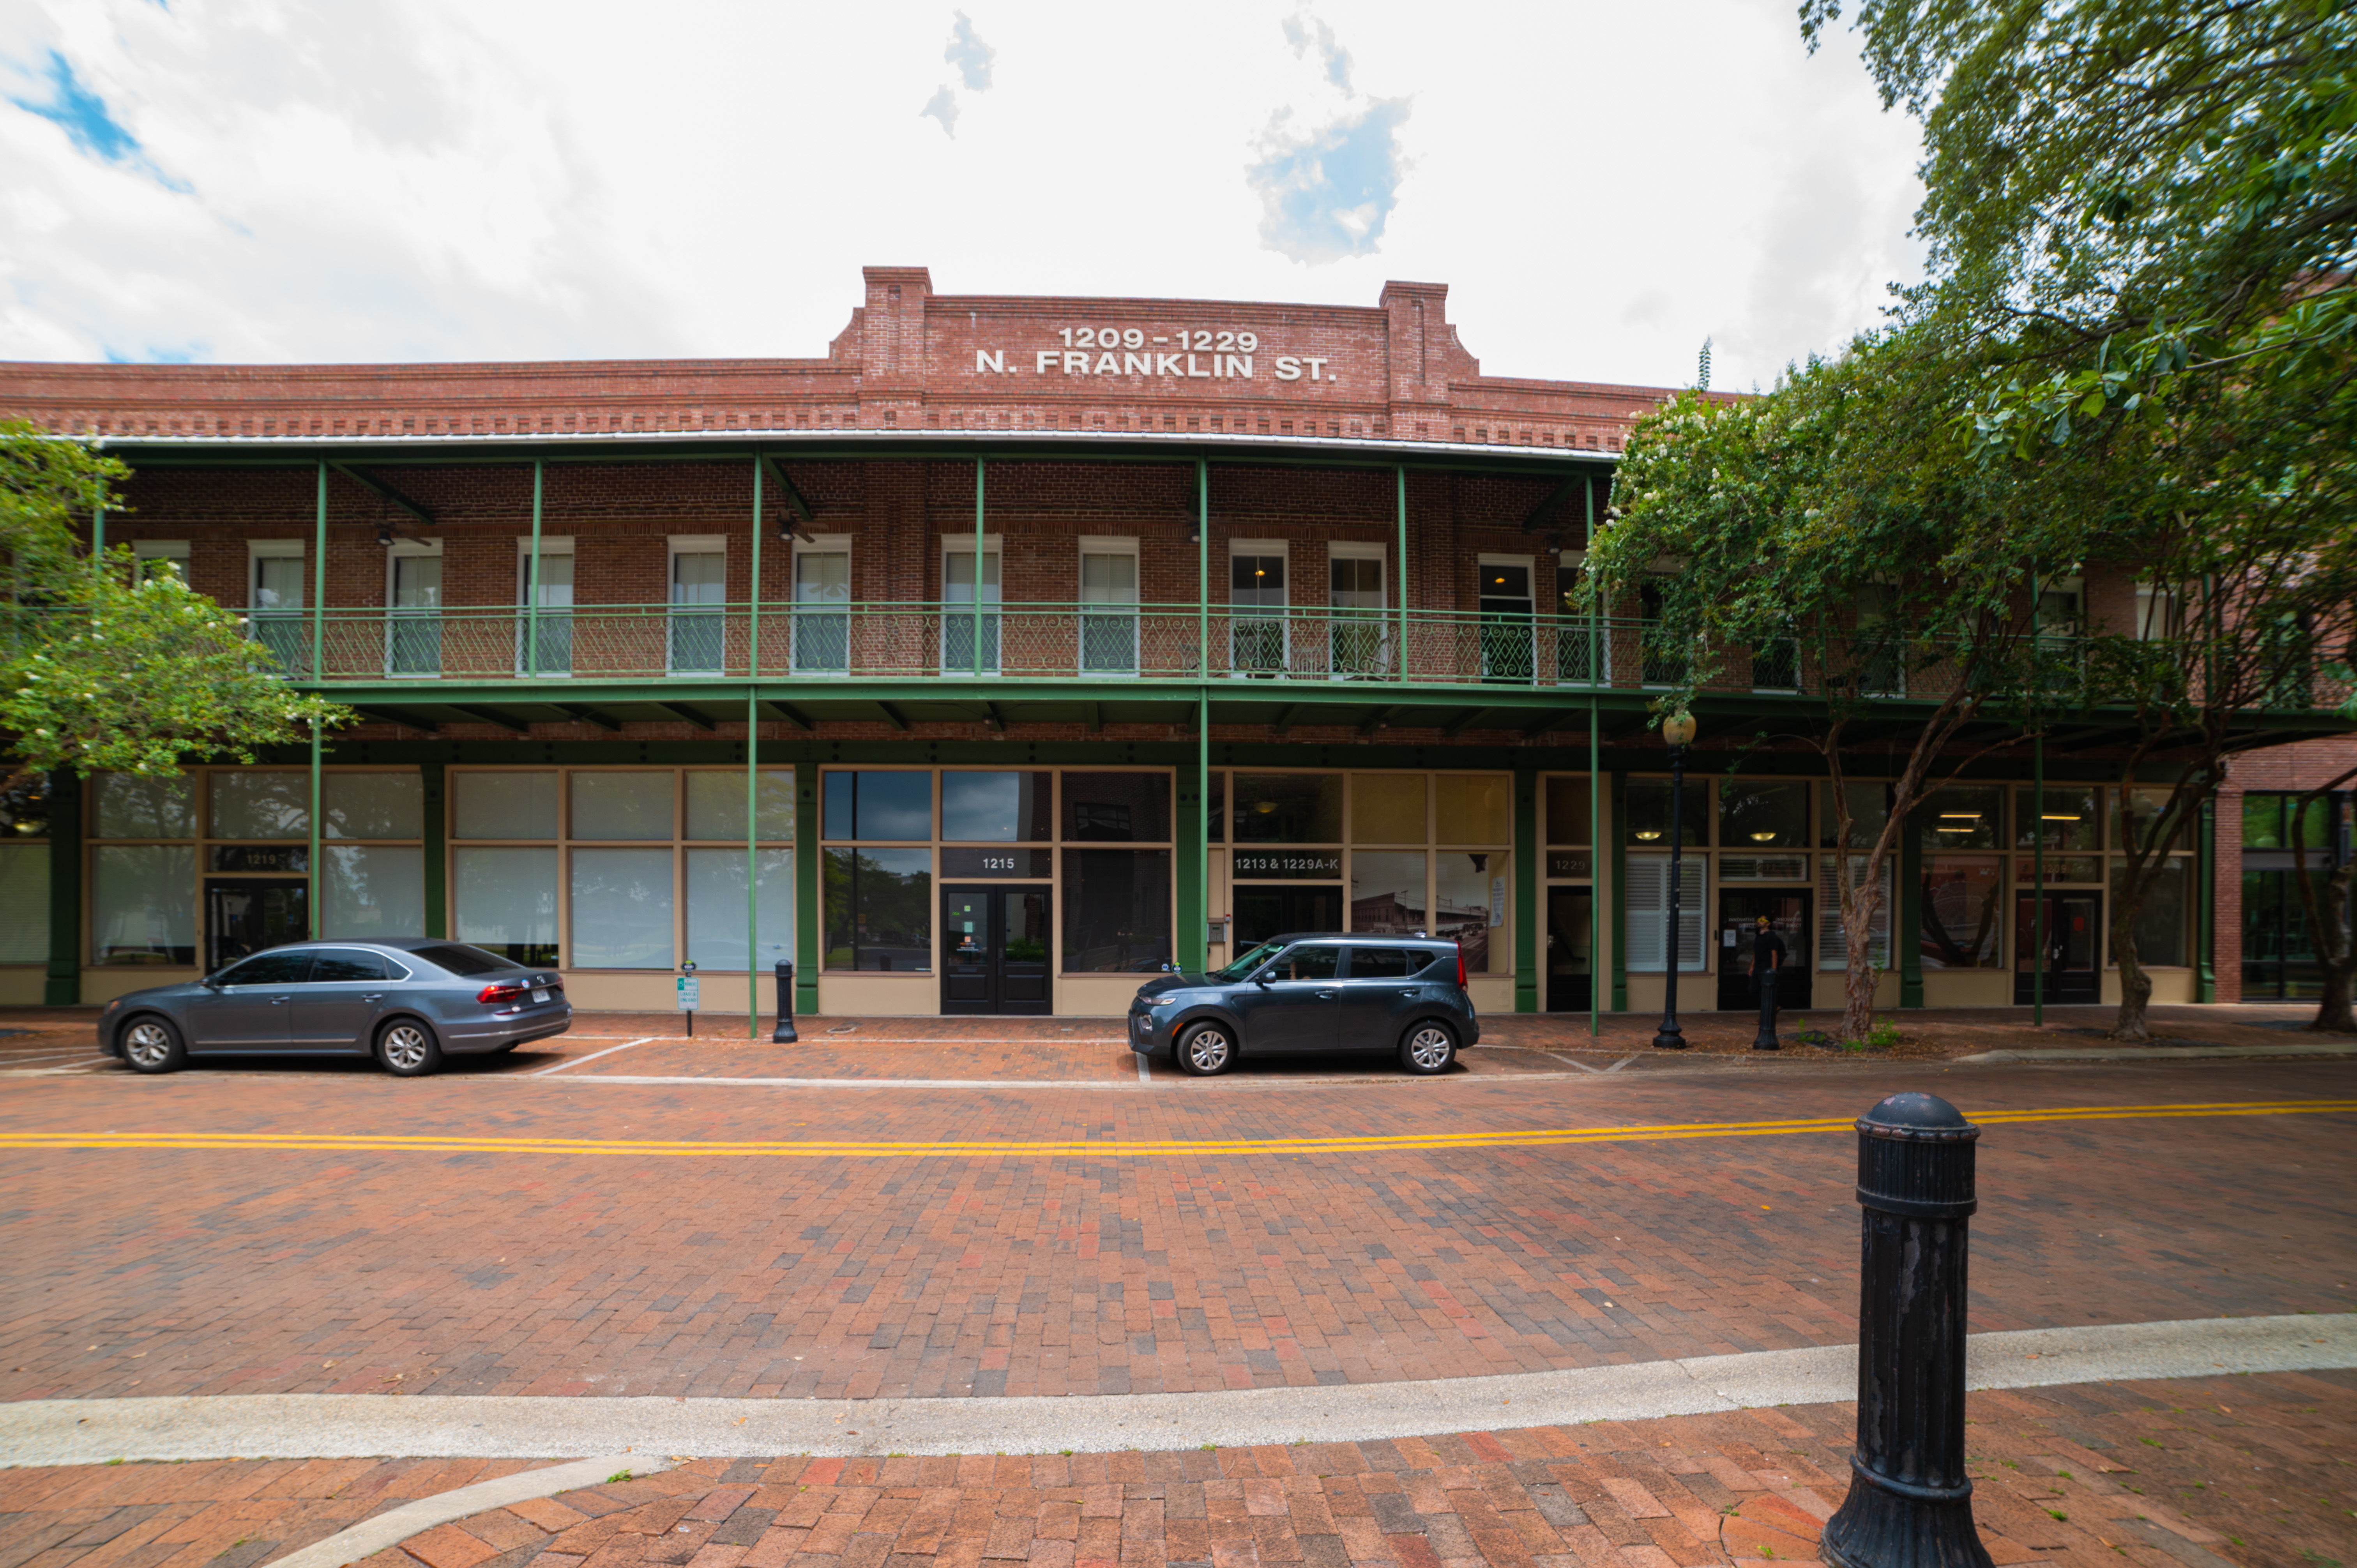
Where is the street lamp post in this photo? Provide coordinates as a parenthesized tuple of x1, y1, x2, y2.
(1652, 711, 1697, 1051)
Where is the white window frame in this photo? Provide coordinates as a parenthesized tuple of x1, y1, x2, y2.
(791, 535, 853, 676)
(1227, 538, 1290, 677)
(1476, 553, 1537, 685)
(133, 540, 190, 580)
(384, 538, 444, 680)
(2133, 581, 2180, 641)
(940, 533, 1004, 676)
(248, 539, 305, 606)
(514, 536, 576, 677)
(1326, 541, 1389, 680)
(666, 535, 730, 677)
(1077, 535, 1140, 678)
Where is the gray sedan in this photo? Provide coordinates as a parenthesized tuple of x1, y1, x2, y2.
(99, 939, 572, 1077)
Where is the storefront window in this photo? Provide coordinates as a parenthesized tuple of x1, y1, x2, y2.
(942, 772, 1052, 842)
(1626, 779, 1706, 847)
(570, 848, 675, 968)
(1919, 856, 2001, 969)
(1720, 780, 1806, 848)
(1231, 773, 1340, 842)
(1062, 849, 1170, 972)
(2111, 786, 2194, 857)
(2111, 859, 2189, 968)
(1437, 775, 1511, 845)
(683, 770, 796, 841)
(454, 846, 558, 966)
(572, 772, 675, 841)
(324, 773, 424, 840)
(2016, 786, 2102, 851)
(1351, 774, 1427, 844)
(1062, 773, 1169, 842)
(209, 771, 310, 839)
(1350, 851, 1427, 934)
(455, 771, 558, 840)
(1437, 851, 1506, 973)
(93, 846, 193, 964)
(825, 847, 932, 970)
(1544, 777, 1590, 847)
(95, 775, 194, 839)
(823, 771, 931, 841)
(1918, 785, 2001, 849)
(1820, 780, 1889, 849)
(0, 842, 44, 962)
(686, 849, 795, 971)
(323, 846, 425, 941)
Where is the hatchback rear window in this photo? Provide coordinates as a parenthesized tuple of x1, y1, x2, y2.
(1347, 948, 1414, 980)
(414, 944, 528, 977)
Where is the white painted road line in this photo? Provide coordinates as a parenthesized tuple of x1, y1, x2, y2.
(5, 1314, 2348, 1466)
(529, 1037, 659, 1076)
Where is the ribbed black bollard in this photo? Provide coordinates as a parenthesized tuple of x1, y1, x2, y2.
(772, 958, 799, 1044)
(1820, 1092, 1991, 1568)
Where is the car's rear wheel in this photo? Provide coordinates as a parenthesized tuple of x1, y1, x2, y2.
(120, 1016, 186, 1075)
(375, 1019, 443, 1077)
(1177, 1021, 1237, 1076)
(1399, 1021, 1457, 1075)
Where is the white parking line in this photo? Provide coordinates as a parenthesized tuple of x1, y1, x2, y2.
(1137, 1053, 1152, 1084)
(528, 1037, 658, 1076)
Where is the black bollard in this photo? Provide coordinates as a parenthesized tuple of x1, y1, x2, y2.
(772, 958, 799, 1044)
(1821, 1092, 1991, 1568)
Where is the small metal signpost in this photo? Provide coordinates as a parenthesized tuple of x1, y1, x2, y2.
(677, 961, 700, 1038)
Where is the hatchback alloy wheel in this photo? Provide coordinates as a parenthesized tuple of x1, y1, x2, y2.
(1400, 1022, 1456, 1075)
(1179, 1022, 1236, 1076)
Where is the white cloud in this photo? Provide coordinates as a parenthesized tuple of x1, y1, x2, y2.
(0, 0, 1926, 391)
(946, 10, 993, 91)
(920, 82, 959, 137)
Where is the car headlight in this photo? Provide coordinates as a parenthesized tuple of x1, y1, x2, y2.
(1149, 995, 1180, 1008)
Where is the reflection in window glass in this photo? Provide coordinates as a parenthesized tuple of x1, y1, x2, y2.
(1062, 849, 1171, 972)
(454, 847, 558, 965)
(1350, 851, 1426, 935)
(1351, 775, 1426, 844)
(2111, 860, 2189, 967)
(94, 775, 196, 839)
(1232, 773, 1342, 843)
(570, 848, 675, 967)
(824, 847, 931, 969)
(323, 845, 425, 941)
(454, 772, 559, 840)
(2111, 786, 2196, 856)
(1918, 786, 2002, 849)
(1919, 856, 2001, 969)
(685, 848, 794, 970)
(1626, 779, 1707, 847)
(1436, 775, 1511, 844)
(1820, 781, 1890, 849)
(2016, 786, 2102, 851)
(209, 771, 310, 839)
(1720, 780, 1807, 848)
(1207, 772, 1224, 843)
(1544, 777, 1591, 847)
(0, 843, 45, 962)
(823, 772, 932, 841)
(943, 772, 1052, 842)
(93, 845, 195, 964)
(684, 770, 795, 841)
(1436, 851, 1506, 973)
(1063, 773, 1170, 843)
(572, 773, 674, 841)
(324, 773, 423, 840)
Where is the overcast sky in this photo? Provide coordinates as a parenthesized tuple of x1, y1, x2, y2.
(0, 0, 1926, 393)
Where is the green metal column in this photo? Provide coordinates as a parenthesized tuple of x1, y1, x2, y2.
(1513, 768, 1539, 1013)
(2196, 793, 2217, 1002)
(308, 726, 323, 939)
(748, 455, 764, 1038)
(92, 504, 105, 558)
(44, 769, 79, 1006)
(1898, 807, 1924, 1008)
(526, 459, 543, 678)
(420, 761, 447, 938)
(1177, 692, 1208, 975)
(795, 766, 821, 1017)
(1609, 770, 1629, 1012)
(1197, 458, 1210, 678)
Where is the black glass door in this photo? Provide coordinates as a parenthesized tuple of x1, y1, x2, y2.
(1716, 889, 1811, 1011)
(1544, 887, 1591, 1012)
(204, 878, 309, 973)
(1231, 886, 1344, 949)
(2014, 892, 2100, 1003)
(940, 886, 1053, 1015)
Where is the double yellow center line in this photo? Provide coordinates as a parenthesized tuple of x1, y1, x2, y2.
(0, 1099, 2348, 1160)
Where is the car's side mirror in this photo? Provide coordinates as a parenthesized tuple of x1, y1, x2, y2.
(1252, 968, 1273, 987)
(200, 975, 223, 989)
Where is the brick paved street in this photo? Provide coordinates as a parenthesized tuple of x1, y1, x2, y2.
(4, 1370, 2350, 1568)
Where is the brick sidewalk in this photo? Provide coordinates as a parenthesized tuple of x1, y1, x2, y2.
(3, 1370, 2348, 1568)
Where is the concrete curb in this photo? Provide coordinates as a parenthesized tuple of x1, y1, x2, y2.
(266, 1454, 666, 1568)
(4, 1314, 2348, 1469)
(1956, 1042, 2357, 1063)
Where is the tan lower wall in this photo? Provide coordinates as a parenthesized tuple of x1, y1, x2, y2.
(1056, 975, 1147, 1017)
(83, 967, 201, 1005)
(2105, 969, 2194, 1005)
(1920, 969, 2011, 1008)
(816, 972, 939, 1017)
(1624, 969, 1903, 1015)
(563, 970, 779, 1014)
(1467, 975, 1514, 1016)
(0, 967, 46, 1006)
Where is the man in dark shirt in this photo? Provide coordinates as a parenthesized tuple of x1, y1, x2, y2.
(1750, 914, 1788, 1049)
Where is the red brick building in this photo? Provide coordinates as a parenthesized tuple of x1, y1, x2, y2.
(0, 267, 2346, 1022)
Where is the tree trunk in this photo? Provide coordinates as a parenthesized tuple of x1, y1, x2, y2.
(1843, 863, 1884, 1042)
(2308, 857, 2356, 1034)
(2110, 913, 2154, 1041)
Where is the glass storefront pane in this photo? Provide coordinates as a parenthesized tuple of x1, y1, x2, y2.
(324, 772, 423, 840)
(685, 848, 794, 970)
(209, 771, 310, 839)
(1719, 780, 1807, 849)
(1626, 779, 1707, 847)
(1062, 849, 1171, 972)
(2241, 794, 2284, 849)
(1919, 855, 2001, 969)
(1436, 775, 1511, 845)
(1918, 785, 2001, 849)
(1544, 777, 1591, 847)
(2110, 858, 2189, 968)
(2111, 786, 2195, 856)
(94, 774, 195, 839)
(572, 772, 674, 841)
(942, 772, 1053, 842)
(684, 769, 796, 842)
(1232, 773, 1341, 844)
(1351, 775, 1426, 844)
(1351, 851, 1426, 934)
(93, 844, 194, 965)
(823, 772, 932, 842)
(323, 845, 426, 941)
(454, 772, 559, 840)
(2016, 786, 2102, 851)
(454, 846, 558, 965)
(1436, 850, 1506, 973)
(824, 846, 931, 969)
(1207, 772, 1225, 843)
(0, 843, 46, 962)
(1063, 773, 1171, 843)
(570, 847, 675, 968)
(1820, 780, 1890, 849)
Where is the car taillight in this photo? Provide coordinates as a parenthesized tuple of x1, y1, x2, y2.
(478, 980, 531, 1005)
(1456, 946, 1467, 988)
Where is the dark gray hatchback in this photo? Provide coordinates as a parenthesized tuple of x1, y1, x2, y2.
(99, 940, 572, 1077)
(1129, 934, 1480, 1075)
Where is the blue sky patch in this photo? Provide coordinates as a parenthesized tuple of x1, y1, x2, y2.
(9, 49, 189, 191)
(1249, 96, 1411, 264)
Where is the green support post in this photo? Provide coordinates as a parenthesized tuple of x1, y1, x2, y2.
(747, 454, 764, 1039)
(1197, 458, 1210, 679)
(2196, 793, 2217, 1002)
(44, 769, 80, 1006)
(1513, 768, 1539, 1013)
(92, 504, 105, 558)
(308, 725, 323, 939)
(1898, 809, 1924, 1008)
(420, 762, 447, 938)
(1609, 770, 1629, 1012)
(795, 767, 821, 1017)
(311, 462, 327, 682)
(526, 459, 544, 678)
(1177, 691, 1208, 975)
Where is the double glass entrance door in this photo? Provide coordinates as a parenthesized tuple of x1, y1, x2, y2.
(940, 885, 1051, 1014)
(1716, 890, 1812, 1011)
(205, 877, 309, 974)
(2014, 892, 2099, 1003)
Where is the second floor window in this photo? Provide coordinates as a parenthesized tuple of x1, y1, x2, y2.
(670, 545, 725, 674)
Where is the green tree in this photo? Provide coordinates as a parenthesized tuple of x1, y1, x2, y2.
(1, 421, 348, 778)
